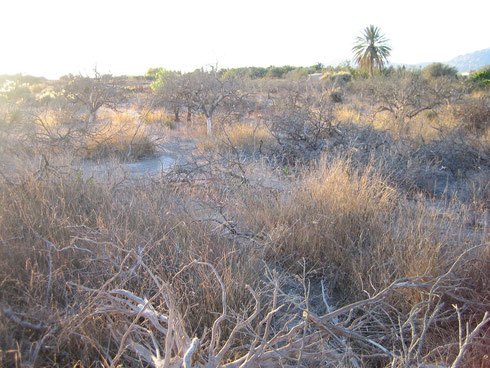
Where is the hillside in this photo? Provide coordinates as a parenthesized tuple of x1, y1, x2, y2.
(393, 47, 490, 73)
(447, 48, 490, 72)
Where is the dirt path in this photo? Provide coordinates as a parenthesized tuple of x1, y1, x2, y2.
(82, 123, 202, 179)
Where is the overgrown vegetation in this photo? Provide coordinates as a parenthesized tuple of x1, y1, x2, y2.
(0, 62, 489, 367)
(470, 66, 490, 88)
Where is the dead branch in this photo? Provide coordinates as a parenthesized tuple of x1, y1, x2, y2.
(2, 309, 47, 332)
(451, 308, 490, 368)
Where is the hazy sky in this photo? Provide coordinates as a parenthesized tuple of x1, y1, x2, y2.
(1, 0, 488, 79)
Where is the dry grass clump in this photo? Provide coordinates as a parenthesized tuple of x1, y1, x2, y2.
(142, 110, 175, 129)
(198, 122, 276, 154)
(234, 157, 396, 297)
(335, 107, 361, 124)
(84, 112, 157, 161)
(0, 168, 263, 367)
(226, 155, 489, 365)
(365, 109, 442, 142)
(233, 155, 488, 303)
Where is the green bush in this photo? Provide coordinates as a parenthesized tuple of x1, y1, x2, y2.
(145, 67, 166, 81)
(320, 71, 352, 85)
(332, 71, 352, 83)
(329, 89, 343, 103)
(470, 66, 490, 88)
(423, 63, 458, 79)
(424, 110, 438, 121)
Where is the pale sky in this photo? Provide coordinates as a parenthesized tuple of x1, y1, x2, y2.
(1, 0, 488, 79)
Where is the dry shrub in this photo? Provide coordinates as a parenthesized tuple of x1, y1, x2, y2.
(421, 125, 490, 180)
(84, 112, 157, 161)
(225, 154, 489, 366)
(0, 168, 263, 367)
(451, 95, 489, 133)
(1, 162, 487, 367)
(234, 157, 396, 298)
(326, 101, 488, 197)
(232, 155, 488, 304)
(265, 111, 335, 162)
(366, 108, 442, 141)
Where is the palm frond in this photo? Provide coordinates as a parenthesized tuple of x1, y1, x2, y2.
(352, 25, 392, 75)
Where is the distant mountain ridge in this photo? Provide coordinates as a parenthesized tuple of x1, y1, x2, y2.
(390, 48, 489, 73)
(446, 48, 490, 72)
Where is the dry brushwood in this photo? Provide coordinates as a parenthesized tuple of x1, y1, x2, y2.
(77, 259, 339, 368)
(68, 243, 489, 368)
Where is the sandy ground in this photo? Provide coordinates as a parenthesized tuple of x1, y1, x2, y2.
(81, 122, 203, 179)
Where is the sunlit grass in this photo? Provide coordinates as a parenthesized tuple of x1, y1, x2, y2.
(231, 155, 487, 302)
(141, 110, 175, 129)
(85, 111, 157, 161)
(335, 107, 361, 124)
(198, 122, 276, 153)
(0, 166, 263, 366)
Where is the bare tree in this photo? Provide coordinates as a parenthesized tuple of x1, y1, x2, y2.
(359, 71, 461, 135)
(0, 76, 85, 148)
(60, 69, 127, 124)
(187, 68, 243, 136)
(151, 70, 185, 122)
(264, 80, 338, 161)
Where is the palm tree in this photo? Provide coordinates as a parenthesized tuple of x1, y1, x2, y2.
(352, 25, 392, 76)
